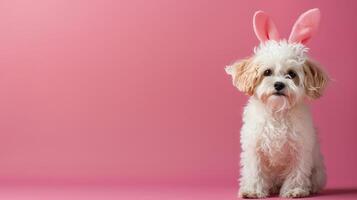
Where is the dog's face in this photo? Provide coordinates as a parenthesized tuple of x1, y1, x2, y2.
(226, 41, 328, 111)
(226, 9, 328, 111)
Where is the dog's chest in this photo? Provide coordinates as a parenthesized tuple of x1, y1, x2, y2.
(257, 119, 297, 169)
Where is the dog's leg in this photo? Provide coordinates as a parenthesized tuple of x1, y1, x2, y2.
(311, 146, 326, 193)
(238, 149, 270, 198)
(279, 149, 313, 198)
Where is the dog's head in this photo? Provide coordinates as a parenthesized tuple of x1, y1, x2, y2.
(226, 9, 328, 112)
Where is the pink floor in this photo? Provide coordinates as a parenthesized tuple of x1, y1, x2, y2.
(0, 184, 356, 200)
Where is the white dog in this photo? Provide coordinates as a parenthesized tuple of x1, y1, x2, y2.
(226, 9, 327, 198)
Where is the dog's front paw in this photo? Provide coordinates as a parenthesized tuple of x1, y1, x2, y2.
(238, 188, 269, 199)
(280, 187, 310, 198)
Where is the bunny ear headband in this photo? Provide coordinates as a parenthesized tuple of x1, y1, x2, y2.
(253, 8, 321, 44)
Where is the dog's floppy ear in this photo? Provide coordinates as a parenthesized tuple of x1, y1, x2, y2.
(225, 59, 259, 96)
(303, 60, 328, 99)
(253, 11, 280, 43)
(289, 8, 321, 44)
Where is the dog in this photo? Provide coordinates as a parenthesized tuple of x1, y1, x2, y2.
(225, 9, 327, 198)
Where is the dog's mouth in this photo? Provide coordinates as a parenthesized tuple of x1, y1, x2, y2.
(273, 92, 286, 97)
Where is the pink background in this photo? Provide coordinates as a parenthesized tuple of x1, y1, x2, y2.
(0, 0, 355, 195)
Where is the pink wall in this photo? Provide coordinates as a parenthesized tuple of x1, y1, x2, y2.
(0, 0, 355, 187)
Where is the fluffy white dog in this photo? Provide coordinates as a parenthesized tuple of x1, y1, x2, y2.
(226, 9, 327, 198)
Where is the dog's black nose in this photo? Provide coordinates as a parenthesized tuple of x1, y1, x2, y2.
(274, 82, 285, 91)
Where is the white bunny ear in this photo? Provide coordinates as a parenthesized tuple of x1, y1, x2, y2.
(289, 8, 321, 44)
(253, 11, 280, 43)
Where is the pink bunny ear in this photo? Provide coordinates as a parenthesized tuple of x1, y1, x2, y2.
(253, 11, 280, 43)
(288, 8, 321, 44)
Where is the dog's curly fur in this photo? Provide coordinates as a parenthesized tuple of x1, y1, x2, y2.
(226, 40, 328, 198)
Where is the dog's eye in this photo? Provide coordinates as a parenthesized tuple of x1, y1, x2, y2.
(263, 69, 272, 76)
(286, 70, 296, 79)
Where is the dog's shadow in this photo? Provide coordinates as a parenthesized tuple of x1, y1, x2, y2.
(315, 188, 357, 198)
